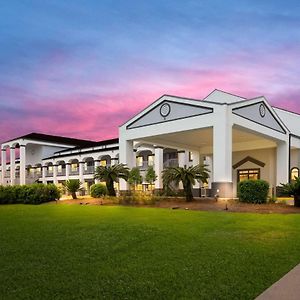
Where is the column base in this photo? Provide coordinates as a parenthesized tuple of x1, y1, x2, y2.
(211, 182, 233, 199)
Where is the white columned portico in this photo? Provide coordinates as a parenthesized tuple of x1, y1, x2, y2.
(53, 164, 58, 184)
(1, 148, 6, 185)
(212, 106, 233, 198)
(119, 139, 134, 191)
(94, 160, 100, 184)
(79, 161, 84, 183)
(10, 147, 16, 185)
(276, 140, 289, 186)
(42, 166, 47, 184)
(154, 146, 164, 190)
(19, 145, 26, 185)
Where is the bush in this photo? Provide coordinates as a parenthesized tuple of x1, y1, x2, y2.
(0, 184, 61, 205)
(119, 191, 159, 205)
(238, 180, 269, 204)
(90, 184, 107, 198)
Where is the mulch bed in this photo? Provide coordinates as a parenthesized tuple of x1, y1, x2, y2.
(53, 197, 300, 214)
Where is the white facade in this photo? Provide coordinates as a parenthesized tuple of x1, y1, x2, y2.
(1, 90, 300, 198)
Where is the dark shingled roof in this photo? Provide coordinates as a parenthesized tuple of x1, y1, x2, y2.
(54, 138, 119, 154)
(3, 132, 98, 147)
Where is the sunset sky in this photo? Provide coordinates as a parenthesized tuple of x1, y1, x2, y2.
(1, 0, 300, 142)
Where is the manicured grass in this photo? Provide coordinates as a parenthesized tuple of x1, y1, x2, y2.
(1, 205, 300, 299)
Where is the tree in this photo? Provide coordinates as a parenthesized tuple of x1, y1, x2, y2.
(145, 166, 157, 190)
(128, 167, 143, 190)
(162, 164, 209, 202)
(94, 164, 129, 196)
(280, 176, 300, 207)
(63, 179, 82, 199)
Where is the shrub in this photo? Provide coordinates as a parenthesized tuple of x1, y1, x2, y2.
(238, 180, 269, 204)
(90, 184, 107, 198)
(0, 184, 61, 205)
(63, 180, 82, 199)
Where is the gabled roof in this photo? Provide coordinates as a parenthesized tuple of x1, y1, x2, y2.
(2, 132, 97, 147)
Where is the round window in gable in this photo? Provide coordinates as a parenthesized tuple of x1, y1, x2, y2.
(259, 103, 266, 118)
(160, 103, 171, 118)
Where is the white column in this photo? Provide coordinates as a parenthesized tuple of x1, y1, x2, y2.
(53, 164, 58, 184)
(65, 163, 70, 180)
(1, 148, 6, 185)
(79, 161, 84, 183)
(20, 145, 26, 185)
(94, 160, 100, 184)
(276, 140, 289, 186)
(154, 147, 164, 189)
(10, 147, 16, 185)
(212, 106, 232, 198)
(213, 107, 232, 182)
(119, 139, 134, 191)
(204, 155, 213, 188)
(178, 150, 188, 168)
(42, 166, 47, 184)
(192, 151, 200, 189)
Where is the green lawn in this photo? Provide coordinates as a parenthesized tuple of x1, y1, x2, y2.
(1, 205, 300, 300)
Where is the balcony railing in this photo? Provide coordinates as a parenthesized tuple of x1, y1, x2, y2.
(163, 159, 179, 168)
(57, 169, 66, 176)
(137, 162, 154, 170)
(84, 166, 95, 174)
(70, 169, 79, 175)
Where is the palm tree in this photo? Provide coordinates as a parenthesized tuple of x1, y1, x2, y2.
(280, 176, 300, 207)
(162, 164, 209, 202)
(63, 179, 82, 199)
(94, 164, 129, 196)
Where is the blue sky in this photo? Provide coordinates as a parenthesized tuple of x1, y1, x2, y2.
(1, 0, 300, 141)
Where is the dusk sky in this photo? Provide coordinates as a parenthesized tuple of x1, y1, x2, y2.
(1, 0, 300, 143)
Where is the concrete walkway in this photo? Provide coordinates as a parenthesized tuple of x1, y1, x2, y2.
(256, 264, 300, 300)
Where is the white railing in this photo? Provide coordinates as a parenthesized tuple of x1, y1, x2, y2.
(163, 159, 179, 168)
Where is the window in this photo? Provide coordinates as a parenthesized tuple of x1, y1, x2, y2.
(148, 155, 154, 166)
(48, 165, 53, 173)
(237, 169, 260, 182)
(57, 165, 62, 173)
(291, 167, 299, 181)
(136, 156, 143, 167)
(71, 163, 78, 172)
(189, 152, 194, 162)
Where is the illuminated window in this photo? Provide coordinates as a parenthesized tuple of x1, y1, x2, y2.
(100, 160, 107, 166)
(189, 152, 194, 162)
(71, 163, 78, 172)
(291, 167, 299, 181)
(136, 156, 143, 167)
(148, 155, 154, 166)
(57, 165, 62, 173)
(48, 165, 53, 173)
(238, 169, 260, 182)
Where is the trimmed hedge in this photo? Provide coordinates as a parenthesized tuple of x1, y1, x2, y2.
(0, 184, 61, 205)
(238, 179, 269, 204)
(90, 184, 107, 198)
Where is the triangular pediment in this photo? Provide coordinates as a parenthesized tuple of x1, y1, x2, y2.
(232, 101, 286, 134)
(233, 156, 265, 169)
(127, 100, 213, 129)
